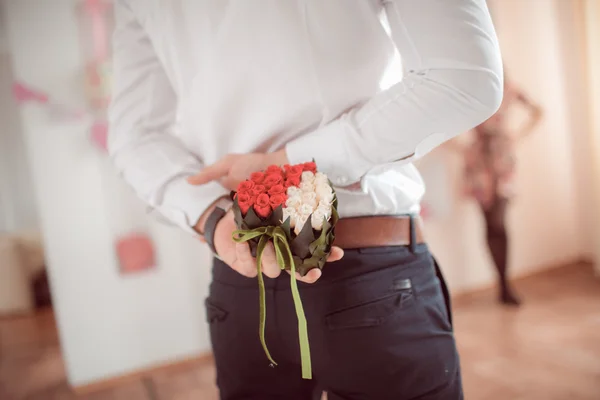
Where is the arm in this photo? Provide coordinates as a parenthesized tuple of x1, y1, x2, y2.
(284, 0, 503, 186)
(515, 92, 543, 140)
(108, 0, 229, 235)
(444, 137, 467, 154)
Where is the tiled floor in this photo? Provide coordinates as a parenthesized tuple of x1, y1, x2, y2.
(1, 263, 599, 399)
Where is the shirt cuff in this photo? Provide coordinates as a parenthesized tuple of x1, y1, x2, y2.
(285, 116, 372, 186)
(157, 177, 230, 236)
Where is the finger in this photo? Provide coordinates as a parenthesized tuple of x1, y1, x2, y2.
(220, 176, 240, 192)
(291, 268, 322, 284)
(187, 155, 236, 186)
(231, 259, 258, 278)
(261, 243, 281, 279)
(231, 242, 257, 277)
(327, 247, 344, 262)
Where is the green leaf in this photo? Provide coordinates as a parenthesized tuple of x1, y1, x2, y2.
(232, 198, 243, 227)
(311, 249, 326, 260)
(249, 239, 259, 258)
(295, 263, 315, 277)
(322, 217, 331, 233)
(268, 205, 283, 226)
(290, 216, 315, 259)
(281, 217, 292, 239)
(293, 256, 303, 269)
(303, 254, 323, 268)
(243, 207, 263, 228)
(331, 206, 339, 226)
(326, 231, 335, 246)
(309, 223, 329, 254)
(318, 258, 327, 269)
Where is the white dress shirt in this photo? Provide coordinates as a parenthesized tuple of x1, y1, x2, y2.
(108, 0, 503, 234)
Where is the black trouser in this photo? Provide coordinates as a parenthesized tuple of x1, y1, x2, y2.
(206, 245, 463, 400)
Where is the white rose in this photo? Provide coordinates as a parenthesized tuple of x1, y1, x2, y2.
(299, 181, 315, 193)
(319, 193, 335, 206)
(282, 207, 298, 227)
(317, 203, 332, 219)
(286, 195, 302, 210)
(294, 215, 309, 235)
(287, 186, 302, 198)
(301, 191, 317, 203)
(301, 171, 315, 183)
(311, 209, 328, 230)
(299, 203, 314, 217)
(315, 183, 333, 198)
(303, 199, 318, 209)
(314, 172, 329, 185)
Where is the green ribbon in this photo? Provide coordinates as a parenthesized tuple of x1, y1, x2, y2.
(232, 226, 312, 380)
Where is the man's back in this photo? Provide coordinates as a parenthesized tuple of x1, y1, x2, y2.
(110, 0, 471, 224)
(108, 3, 502, 395)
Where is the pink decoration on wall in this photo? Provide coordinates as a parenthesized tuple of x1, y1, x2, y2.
(79, 0, 113, 110)
(85, 0, 110, 62)
(12, 82, 49, 104)
(116, 233, 156, 274)
(13, 81, 89, 122)
(90, 120, 108, 151)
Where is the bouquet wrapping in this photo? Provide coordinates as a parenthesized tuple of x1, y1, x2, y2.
(231, 161, 338, 379)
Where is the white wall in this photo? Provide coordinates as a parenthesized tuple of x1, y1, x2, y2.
(3, 0, 214, 387)
(0, 1, 38, 233)
(0, 55, 39, 233)
(582, 0, 600, 274)
(0, 2, 8, 55)
(422, 0, 591, 292)
(2, 0, 595, 387)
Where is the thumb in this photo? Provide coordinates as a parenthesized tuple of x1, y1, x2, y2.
(187, 155, 236, 186)
(326, 246, 344, 262)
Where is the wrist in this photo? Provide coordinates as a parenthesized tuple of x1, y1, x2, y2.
(270, 149, 289, 166)
(194, 196, 232, 235)
(203, 207, 230, 256)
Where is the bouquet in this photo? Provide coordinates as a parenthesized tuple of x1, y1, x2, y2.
(231, 161, 338, 379)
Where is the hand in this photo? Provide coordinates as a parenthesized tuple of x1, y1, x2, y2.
(187, 150, 288, 191)
(214, 210, 344, 284)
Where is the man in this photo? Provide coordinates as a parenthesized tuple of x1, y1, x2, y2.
(109, 1, 503, 399)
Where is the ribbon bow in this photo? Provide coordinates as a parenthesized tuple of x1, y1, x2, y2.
(232, 226, 312, 380)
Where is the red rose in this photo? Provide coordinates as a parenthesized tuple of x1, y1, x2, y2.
(255, 193, 270, 208)
(254, 205, 271, 219)
(251, 185, 266, 196)
(266, 165, 284, 176)
(250, 172, 265, 184)
(286, 165, 304, 177)
(237, 192, 253, 215)
(302, 162, 317, 173)
(284, 175, 301, 188)
(263, 174, 283, 188)
(254, 194, 272, 218)
(269, 194, 287, 209)
(268, 184, 285, 195)
(237, 180, 255, 193)
(283, 164, 292, 173)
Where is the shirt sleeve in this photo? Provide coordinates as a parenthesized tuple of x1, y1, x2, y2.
(108, 0, 228, 235)
(285, 0, 504, 186)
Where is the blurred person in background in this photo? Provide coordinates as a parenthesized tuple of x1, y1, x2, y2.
(452, 75, 542, 306)
(108, 0, 503, 398)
